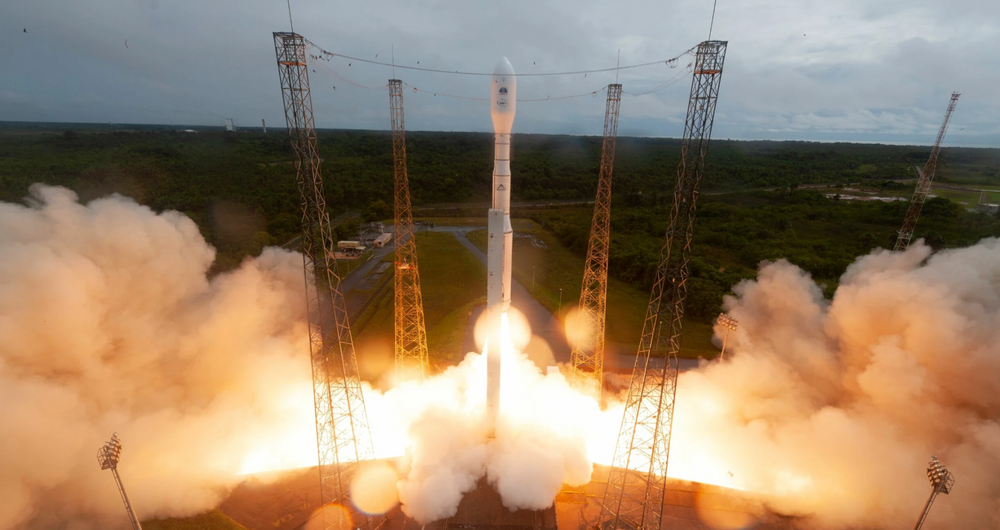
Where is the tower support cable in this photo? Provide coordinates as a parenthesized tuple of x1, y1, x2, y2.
(570, 83, 622, 396)
(599, 40, 727, 530)
(895, 92, 960, 252)
(272, 32, 376, 530)
(390, 79, 430, 381)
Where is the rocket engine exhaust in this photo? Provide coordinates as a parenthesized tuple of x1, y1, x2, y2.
(486, 57, 516, 433)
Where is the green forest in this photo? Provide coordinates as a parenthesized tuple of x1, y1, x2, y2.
(2, 125, 999, 324)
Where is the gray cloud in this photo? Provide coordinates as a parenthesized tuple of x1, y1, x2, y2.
(1, 0, 997, 145)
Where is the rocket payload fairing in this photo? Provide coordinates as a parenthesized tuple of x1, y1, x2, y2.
(486, 58, 516, 431)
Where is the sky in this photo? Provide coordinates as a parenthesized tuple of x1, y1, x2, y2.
(2, 0, 999, 146)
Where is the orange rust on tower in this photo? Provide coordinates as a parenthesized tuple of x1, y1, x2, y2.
(389, 78, 430, 382)
(570, 83, 622, 396)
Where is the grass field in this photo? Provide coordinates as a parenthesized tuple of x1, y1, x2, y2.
(930, 187, 1000, 206)
(352, 230, 486, 371)
(467, 220, 719, 359)
(412, 216, 486, 227)
(142, 510, 246, 530)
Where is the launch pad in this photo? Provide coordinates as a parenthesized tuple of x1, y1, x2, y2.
(219, 464, 796, 530)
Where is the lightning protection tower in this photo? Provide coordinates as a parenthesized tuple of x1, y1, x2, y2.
(570, 83, 622, 396)
(273, 32, 376, 530)
(97, 433, 143, 530)
(895, 92, 960, 252)
(390, 79, 431, 381)
(600, 40, 727, 530)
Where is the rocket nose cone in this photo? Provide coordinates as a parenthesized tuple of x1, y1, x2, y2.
(491, 57, 516, 133)
(494, 57, 515, 77)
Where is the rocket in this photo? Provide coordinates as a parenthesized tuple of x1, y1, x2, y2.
(486, 57, 515, 432)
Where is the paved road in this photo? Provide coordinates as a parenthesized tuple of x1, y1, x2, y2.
(423, 225, 710, 373)
(341, 247, 393, 320)
(428, 226, 571, 367)
(340, 223, 710, 374)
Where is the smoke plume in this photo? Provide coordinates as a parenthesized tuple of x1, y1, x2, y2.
(0, 185, 615, 528)
(9, 184, 999, 529)
(669, 239, 1000, 528)
(0, 185, 314, 529)
(377, 344, 614, 523)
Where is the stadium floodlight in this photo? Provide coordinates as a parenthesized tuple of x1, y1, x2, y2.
(913, 456, 956, 530)
(716, 313, 739, 360)
(97, 433, 143, 530)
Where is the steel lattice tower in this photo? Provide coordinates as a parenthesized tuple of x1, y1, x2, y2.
(273, 32, 375, 530)
(894, 92, 960, 252)
(570, 83, 622, 396)
(600, 41, 727, 530)
(390, 79, 430, 381)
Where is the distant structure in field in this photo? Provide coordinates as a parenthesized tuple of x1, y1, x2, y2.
(976, 190, 999, 215)
(223, 117, 237, 132)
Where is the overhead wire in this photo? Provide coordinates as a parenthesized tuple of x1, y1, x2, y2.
(623, 61, 693, 97)
(401, 82, 485, 101)
(304, 37, 695, 78)
(522, 87, 607, 102)
(303, 39, 696, 102)
(399, 81, 609, 103)
(308, 54, 388, 90)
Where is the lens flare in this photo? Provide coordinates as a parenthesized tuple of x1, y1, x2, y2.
(563, 307, 596, 351)
(475, 306, 531, 352)
(695, 490, 762, 530)
(350, 462, 401, 515)
(302, 504, 354, 530)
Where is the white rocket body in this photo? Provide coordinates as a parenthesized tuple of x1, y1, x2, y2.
(486, 57, 516, 432)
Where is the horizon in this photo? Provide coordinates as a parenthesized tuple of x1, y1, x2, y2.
(4, 120, 998, 150)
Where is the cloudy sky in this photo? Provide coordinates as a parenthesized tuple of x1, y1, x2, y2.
(2, 0, 998, 146)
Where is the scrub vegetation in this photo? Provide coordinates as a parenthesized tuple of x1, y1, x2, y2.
(2, 124, 999, 344)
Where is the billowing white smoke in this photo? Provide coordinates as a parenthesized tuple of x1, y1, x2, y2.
(669, 240, 1000, 528)
(17, 183, 999, 529)
(0, 185, 314, 529)
(370, 344, 616, 523)
(0, 184, 617, 529)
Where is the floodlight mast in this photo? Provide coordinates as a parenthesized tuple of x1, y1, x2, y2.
(913, 456, 956, 530)
(716, 312, 738, 360)
(96, 433, 143, 530)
